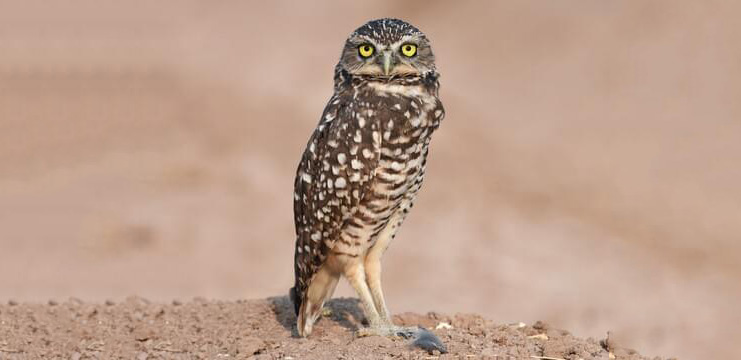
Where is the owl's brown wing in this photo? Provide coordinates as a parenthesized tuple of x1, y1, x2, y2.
(291, 93, 380, 314)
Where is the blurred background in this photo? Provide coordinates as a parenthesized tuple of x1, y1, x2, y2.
(1, 1, 739, 358)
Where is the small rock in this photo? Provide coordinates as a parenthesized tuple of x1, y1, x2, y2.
(8, 299, 18, 306)
(193, 296, 208, 305)
(133, 327, 154, 341)
(528, 333, 549, 340)
(481, 347, 497, 356)
(239, 336, 266, 355)
(105, 299, 116, 306)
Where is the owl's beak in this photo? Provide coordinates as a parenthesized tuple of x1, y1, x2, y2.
(382, 51, 393, 76)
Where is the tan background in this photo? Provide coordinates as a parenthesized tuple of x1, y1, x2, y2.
(1, 1, 739, 359)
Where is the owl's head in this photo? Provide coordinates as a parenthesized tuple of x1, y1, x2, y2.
(338, 18, 436, 78)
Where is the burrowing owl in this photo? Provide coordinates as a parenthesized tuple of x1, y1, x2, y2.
(291, 18, 445, 338)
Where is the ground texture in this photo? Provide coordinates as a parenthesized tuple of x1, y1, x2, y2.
(2, 2, 741, 359)
(0, 297, 664, 360)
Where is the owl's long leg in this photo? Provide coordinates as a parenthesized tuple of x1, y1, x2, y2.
(353, 217, 420, 337)
(364, 247, 422, 339)
(297, 263, 340, 337)
(364, 242, 391, 324)
(364, 215, 403, 324)
(343, 261, 383, 328)
(357, 245, 448, 355)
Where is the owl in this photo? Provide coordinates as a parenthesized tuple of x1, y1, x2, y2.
(290, 18, 445, 339)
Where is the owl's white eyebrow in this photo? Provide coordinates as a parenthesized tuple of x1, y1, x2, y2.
(390, 36, 419, 48)
(354, 35, 375, 43)
(399, 35, 418, 43)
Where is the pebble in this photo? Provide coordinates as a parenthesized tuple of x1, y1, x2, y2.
(193, 296, 208, 305)
(68, 297, 83, 305)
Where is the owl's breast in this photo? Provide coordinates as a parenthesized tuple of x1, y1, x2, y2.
(330, 83, 443, 252)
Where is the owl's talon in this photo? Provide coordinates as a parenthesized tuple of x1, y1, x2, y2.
(394, 326, 421, 339)
(353, 325, 447, 354)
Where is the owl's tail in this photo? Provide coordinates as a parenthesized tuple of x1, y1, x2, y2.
(288, 286, 301, 316)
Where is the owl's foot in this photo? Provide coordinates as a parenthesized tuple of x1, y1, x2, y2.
(354, 324, 415, 338)
(354, 325, 447, 354)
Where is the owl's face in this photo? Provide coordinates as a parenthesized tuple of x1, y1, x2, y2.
(338, 18, 436, 78)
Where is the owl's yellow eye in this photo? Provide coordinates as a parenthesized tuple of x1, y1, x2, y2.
(401, 44, 417, 57)
(358, 44, 374, 58)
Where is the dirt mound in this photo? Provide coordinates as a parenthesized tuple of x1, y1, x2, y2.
(0, 297, 663, 359)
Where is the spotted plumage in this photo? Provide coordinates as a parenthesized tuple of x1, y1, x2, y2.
(291, 18, 445, 338)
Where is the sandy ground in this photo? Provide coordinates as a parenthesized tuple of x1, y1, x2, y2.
(0, 298, 662, 360)
(0, 1, 740, 359)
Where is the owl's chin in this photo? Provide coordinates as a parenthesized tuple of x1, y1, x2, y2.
(350, 71, 423, 81)
(347, 66, 421, 79)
